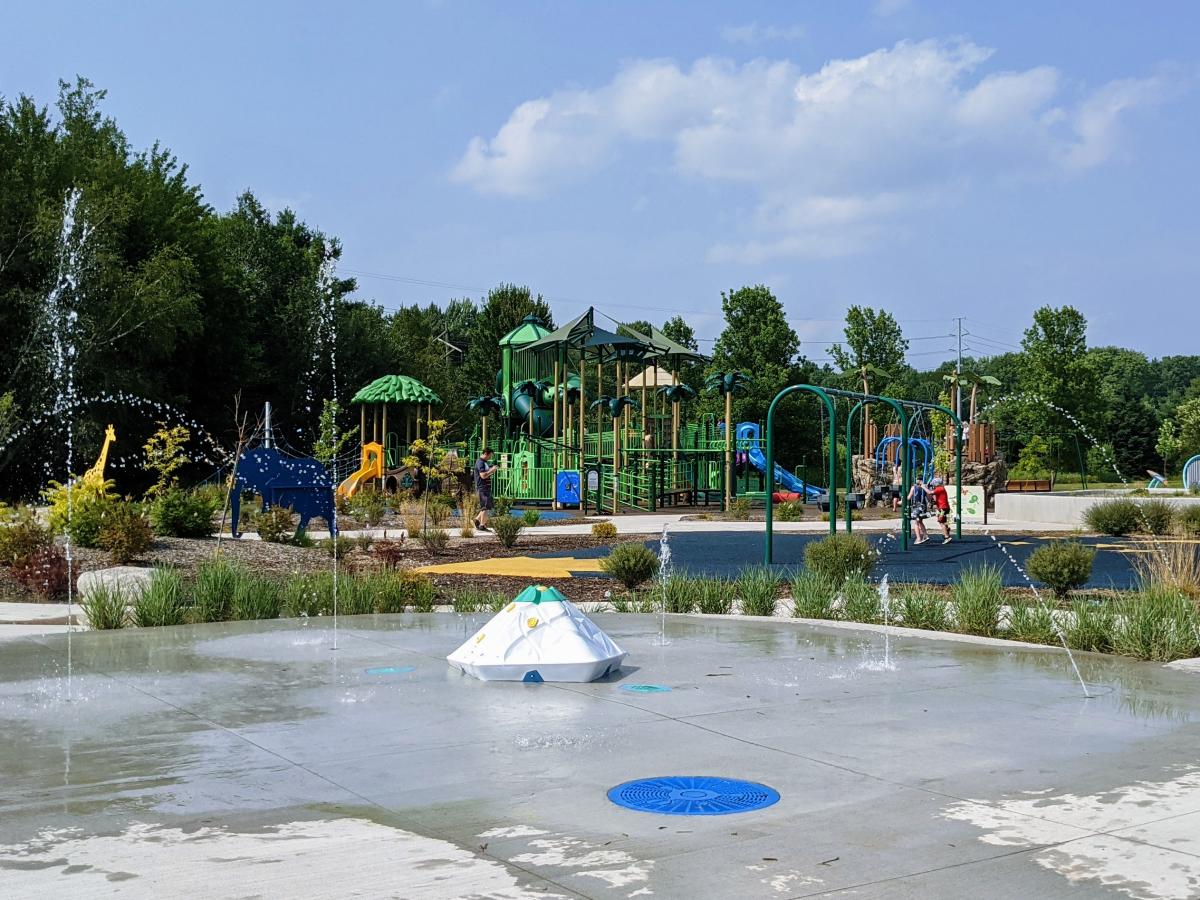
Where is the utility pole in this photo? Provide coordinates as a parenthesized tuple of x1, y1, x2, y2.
(953, 317, 964, 422)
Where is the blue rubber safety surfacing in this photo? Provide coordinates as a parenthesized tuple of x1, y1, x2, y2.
(608, 776, 780, 816)
(620, 684, 672, 694)
(364, 666, 415, 675)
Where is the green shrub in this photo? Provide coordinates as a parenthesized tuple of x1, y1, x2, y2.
(427, 495, 454, 528)
(1139, 499, 1175, 535)
(0, 506, 53, 565)
(81, 584, 127, 630)
(953, 565, 1005, 636)
(418, 527, 450, 554)
(736, 567, 781, 616)
(335, 575, 375, 616)
(348, 490, 387, 527)
(97, 501, 154, 564)
(45, 476, 117, 547)
(661, 575, 697, 614)
(1005, 600, 1059, 645)
(791, 571, 837, 619)
(522, 508, 542, 527)
(255, 506, 297, 543)
(192, 558, 238, 622)
(696, 578, 733, 615)
(610, 591, 654, 613)
(1064, 597, 1115, 653)
(1179, 505, 1200, 536)
(1026, 541, 1094, 599)
(775, 501, 804, 522)
(591, 521, 618, 539)
(897, 585, 950, 631)
(150, 488, 217, 538)
(493, 497, 513, 518)
(11, 545, 69, 599)
(491, 515, 524, 548)
(803, 534, 877, 583)
(319, 535, 356, 557)
(839, 575, 881, 623)
(230, 573, 281, 621)
(601, 542, 660, 589)
(729, 497, 751, 520)
(1113, 587, 1200, 661)
(132, 568, 187, 627)
(355, 534, 374, 551)
(1084, 498, 1141, 536)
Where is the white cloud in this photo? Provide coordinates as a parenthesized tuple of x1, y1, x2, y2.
(720, 22, 806, 45)
(452, 39, 1175, 259)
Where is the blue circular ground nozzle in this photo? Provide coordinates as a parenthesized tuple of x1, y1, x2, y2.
(608, 776, 779, 815)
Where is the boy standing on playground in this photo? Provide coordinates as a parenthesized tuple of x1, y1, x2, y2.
(908, 478, 931, 544)
(473, 448, 498, 532)
(930, 477, 952, 543)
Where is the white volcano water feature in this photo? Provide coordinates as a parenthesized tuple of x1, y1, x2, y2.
(448, 585, 626, 682)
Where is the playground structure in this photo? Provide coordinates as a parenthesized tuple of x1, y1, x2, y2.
(337, 375, 441, 497)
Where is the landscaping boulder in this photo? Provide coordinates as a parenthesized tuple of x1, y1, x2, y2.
(77, 566, 153, 601)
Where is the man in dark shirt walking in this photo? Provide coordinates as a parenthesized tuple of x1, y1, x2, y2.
(473, 448, 497, 531)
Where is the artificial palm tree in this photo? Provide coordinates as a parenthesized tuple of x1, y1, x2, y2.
(965, 373, 1001, 423)
(591, 395, 639, 512)
(466, 395, 504, 449)
(658, 383, 697, 460)
(705, 371, 752, 511)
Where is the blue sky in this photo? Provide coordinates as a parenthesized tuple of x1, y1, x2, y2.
(5, 1, 1198, 365)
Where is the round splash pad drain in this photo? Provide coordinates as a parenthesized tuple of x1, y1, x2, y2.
(364, 666, 415, 676)
(608, 776, 779, 816)
(620, 684, 672, 694)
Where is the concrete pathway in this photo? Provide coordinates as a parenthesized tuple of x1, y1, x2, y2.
(2, 616, 1199, 898)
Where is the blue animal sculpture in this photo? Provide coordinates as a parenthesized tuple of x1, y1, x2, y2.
(230, 447, 336, 539)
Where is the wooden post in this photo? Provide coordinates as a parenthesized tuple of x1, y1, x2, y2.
(596, 360, 603, 454)
(406, 408, 411, 446)
(360, 405, 366, 453)
(382, 403, 388, 467)
(612, 412, 620, 514)
(481, 416, 488, 450)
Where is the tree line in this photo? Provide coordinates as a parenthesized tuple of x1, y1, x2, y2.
(2, 80, 1198, 498)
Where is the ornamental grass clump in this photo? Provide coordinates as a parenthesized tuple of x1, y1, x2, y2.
(897, 585, 950, 632)
(952, 564, 1005, 636)
(230, 573, 281, 621)
(192, 557, 238, 622)
(81, 583, 127, 630)
(1064, 596, 1116, 653)
(1005, 599, 1060, 645)
(791, 571, 837, 619)
(1138, 499, 1176, 536)
(601, 542, 659, 589)
(839, 575, 881, 624)
(661, 574, 697, 614)
(735, 567, 781, 616)
(132, 568, 187, 627)
(1113, 587, 1200, 662)
(696, 578, 733, 615)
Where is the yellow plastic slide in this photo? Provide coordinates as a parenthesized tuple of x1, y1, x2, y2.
(337, 442, 384, 498)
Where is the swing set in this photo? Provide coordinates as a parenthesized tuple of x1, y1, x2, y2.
(763, 385, 963, 563)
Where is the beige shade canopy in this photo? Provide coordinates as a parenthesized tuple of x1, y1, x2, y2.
(625, 366, 679, 389)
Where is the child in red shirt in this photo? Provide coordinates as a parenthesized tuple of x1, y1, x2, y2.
(930, 477, 952, 544)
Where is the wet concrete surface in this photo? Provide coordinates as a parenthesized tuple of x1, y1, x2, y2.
(1, 614, 1199, 898)
(548, 532, 1147, 588)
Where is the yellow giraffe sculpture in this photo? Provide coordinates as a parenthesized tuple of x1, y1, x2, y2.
(83, 424, 116, 487)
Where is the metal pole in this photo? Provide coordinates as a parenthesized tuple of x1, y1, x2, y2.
(954, 316, 964, 422)
(765, 385, 836, 565)
(263, 401, 273, 448)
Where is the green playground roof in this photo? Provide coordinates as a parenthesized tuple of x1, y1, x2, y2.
(499, 314, 553, 347)
(350, 375, 442, 406)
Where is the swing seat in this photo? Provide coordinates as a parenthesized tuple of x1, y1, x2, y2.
(845, 492, 864, 510)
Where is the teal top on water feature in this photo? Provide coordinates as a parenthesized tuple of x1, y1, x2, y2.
(513, 585, 567, 605)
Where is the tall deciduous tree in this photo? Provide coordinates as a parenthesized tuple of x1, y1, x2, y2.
(462, 284, 552, 398)
(661, 315, 698, 351)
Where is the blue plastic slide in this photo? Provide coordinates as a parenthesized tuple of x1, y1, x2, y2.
(746, 447, 822, 499)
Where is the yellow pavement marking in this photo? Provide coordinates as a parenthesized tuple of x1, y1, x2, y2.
(414, 556, 605, 578)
